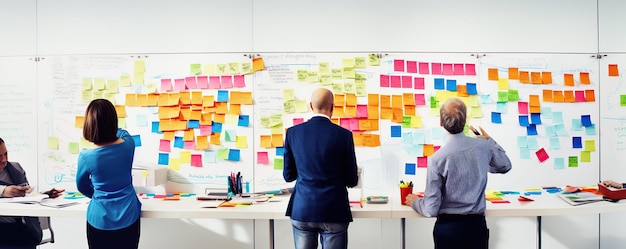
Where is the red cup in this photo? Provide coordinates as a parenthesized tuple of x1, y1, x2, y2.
(400, 187, 413, 205)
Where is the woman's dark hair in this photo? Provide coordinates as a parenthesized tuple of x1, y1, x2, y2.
(83, 99, 119, 144)
(439, 98, 466, 134)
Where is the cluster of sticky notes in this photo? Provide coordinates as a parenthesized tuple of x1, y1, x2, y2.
(295, 57, 369, 96)
(283, 89, 309, 114)
(160, 75, 247, 92)
(489, 68, 556, 84)
(393, 60, 477, 76)
(188, 61, 257, 77)
(542, 89, 596, 103)
(80, 78, 120, 103)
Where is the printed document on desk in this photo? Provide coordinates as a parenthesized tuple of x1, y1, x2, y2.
(39, 198, 80, 208)
(557, 192, 605, 206)
(8, 194, 48, 204)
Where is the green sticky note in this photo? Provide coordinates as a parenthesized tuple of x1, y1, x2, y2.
(620, 95, 626, 106)
(402, 116, 412, 128)
(274, 158, 284, 170)
(217, 148, 229, 160)
(355, 57, 366, 68)
(497, 91, 509, 103)
(225, 130, 237, 142)
(284, 100, 296, 114)
(190, 64, 202, 75)
(68, 142, 79, 154)
(568, 156, 578, 167)
(260, 116, 271, 128)
(368, 54, 380, 66)
(508, 89, 519, 101)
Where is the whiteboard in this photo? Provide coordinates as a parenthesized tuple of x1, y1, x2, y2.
(0, 1, 36, 56)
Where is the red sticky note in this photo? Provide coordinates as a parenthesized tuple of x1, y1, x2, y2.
(159, 139, 171, 152)
(191, 154, 202, 167)
(390, 76, 401, 88)
(293, 118, 304, 126)
(432, 63, 442, 75)
(490, 200, 511, 204)
(419, 63, 430, 74)
(518, 196, 534, 202)
(380, 75, 390, 87)
(465, 64, 477, 75)
(442, 64, 454, 75)
(414, 77, 425, 90)
(394, 59, 405, 72)
(402, 76, 412, 88)
(535, 148, 549, 163)
(233, 75, 246, 88)
(453, 64, 464, 75)
(407, 61, 417, 73)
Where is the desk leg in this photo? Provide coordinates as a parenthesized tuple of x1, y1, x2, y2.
(401, 218, 406, 249)
(269, 219, 275, 249)
(536, 216, 542, 249)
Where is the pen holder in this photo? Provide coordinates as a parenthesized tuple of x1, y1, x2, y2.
(399, 187, 413, 205)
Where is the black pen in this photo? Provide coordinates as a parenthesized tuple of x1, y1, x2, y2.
(471, 128, 480, 136)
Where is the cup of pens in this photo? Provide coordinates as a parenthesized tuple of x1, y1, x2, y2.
(399, 181, 413, 205)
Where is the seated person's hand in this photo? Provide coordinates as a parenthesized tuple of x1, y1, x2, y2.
(602, 180, 622, 189)
(2, 185, 29, 197)
(42, 188, 65, 198)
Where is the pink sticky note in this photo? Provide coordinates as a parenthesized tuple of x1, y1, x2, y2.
(575, 90, 586, 102)
(185, 76, 198, 89)
(221, 76, 233, 89)
(431, 63, 442, 75)
(390, 76, 401, 88)
(394, 59, 405, 72)
(356, 105, 368, 118)
(233, 75, 246, 88)
(407, 61, 418, 73)
(414, 77, 425, 90)
(518, 102, 529, 114)
(209, 76, 221, 89)
(199, 125, 212, 135)
(380, 75, 390, 87)
(184, 141, 195, 150)
(257, 152, 269, 165)
(340, 119, 352, 130)
(293, 118, 304, 126)
(434, 145, 441, 153)
(401, 76, 412, 88)
(442, 64, 454, 75)
(465, 64, 477, 75)
(159, 139, 171, 152)
(161, 79, 172, 92)
(191, 154, 202, 167)
(174, 79, 186, 91)
(414, 94, 426, 106)
(535, 148, 549, 163)
(491, 200, 511, 204)
(419, 62, 430, 74)
(349, 119, 360, 131)
(197, 76, 209, 89)
(454, 64, 465, 75)
(417, 156, 428, 168)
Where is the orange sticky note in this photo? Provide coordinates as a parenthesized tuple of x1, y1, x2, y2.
(380, 95, 391, 108)
(260, 135, 272, 148)
(196, 136, 209, 150)
(333, 106, 345, 118)
(229, 104, 241, 114)
(585, 89, 595, 102)
(564, 74, 574, 86)
(380, 107, 392, 120)
(345, 94, 357, 106)
(367, 106, 379, 119)
(403, 93, 415, 106)
(334, 94, 345, 106)
(609, 64, 619, 76)
(563, 90, 575, 102)
(553, 91, 564, 102)
(519, 71, 530, 84)
(179, 108, 191, 120)
(456, 85, 469, 97)
(125, 93, 138, 106)
(213, 114, 225, 123)
(508, 67, 519, 80)
(200, 113, 212, 125)
(272, 134, 284, 147)
(404, 105, 415, 116)
(179, 91, 191, 105)
(184, 129, 195, 141)
(488, 68, 499, 80)
(541, 72, 552, 84)
(345, 106, 357, 117)
(580, 72, 590, 84)
(530, 72, 541, 84)
(543, 90, 553, 102)
(75, 116, 85, 128)
(529, 95, 540, 107)
(423, 144, 435, 156)
(392, 108, 403, 123)
(368, 94, 379, 106)
(253, 57, 265, 72)
(210, 132, 221, 145)
(191, 91, 203, 105)
(391, 95, 403, 109)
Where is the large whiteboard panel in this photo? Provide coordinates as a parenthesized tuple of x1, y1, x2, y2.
(379, 0, 598, 53)
(0, 57, 38, 186)
(252, 0, 383, 52)
(36, 54, 257, 194)
(0, 1, 36, 56)
(599, 0, 626, 52)
(37, 0, 253, 55)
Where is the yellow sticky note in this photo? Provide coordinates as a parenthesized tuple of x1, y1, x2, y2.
(225, 114, 239, 125)
(168, 158, 181, 170)
(368, 54, 380, 66)
(82, 79, 92, 90)
(179, 151, 191, 163)
(272, 134, 284, 147)
(295, 100, 308, 113)
(284, 89, 296, 101)
(497, 78, 509, 90)
(410, 116, 422, 128)
(134, 60, 145, 73)
(236, 136, 248, 148)
(75, 116, 85, 128)
(48, 137, 59, 149)
(584, 140, 595, 152)
(253, 58, 265, 72)
(120, 75, 131, 87)
(355, 57, 366, 68)
(342, 58, 355, 68)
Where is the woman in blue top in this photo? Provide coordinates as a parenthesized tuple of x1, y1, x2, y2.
(77, 99, 141, 249)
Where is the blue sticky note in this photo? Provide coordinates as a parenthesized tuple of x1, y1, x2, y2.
(238, 115, 250, 127)
(518, 115, 529, 127)
(151, 121, 160, 133)
(555, 124, 567, 136)
(158, 153, 169, 165)
(571, 119, 582, 131)
(585, 124, 596, 135)
(431, 127, 444, 140)
(554, 157, 565, 170)
(572, 137, 582, 148)
(276, 147, 285, 156)
(391, 126, 402, 138)
(466, 83, 477, 95)
(204, 150, 217, 163)
(581, 115, 592, 126)
(491, 112, 502, 124)
(136, 114, 149, 127)
(519, 148, 530, 159)
(174, 136, 184, 148)
(217, 90, 229, 102)
(212, 122, 223, 133)
(434, 78, 445, 90)
(412, 131, 425, 145)
(480, 94, 492, 104)
(401, 132, 413, 145)
(549, 137, 561, 150)
(545, 125, 556, 137)
(526, 124, 537, 135)
(405, 163, 416, 175)
(132, 135, 141, 147)
(527, 137, 538, 150)
(496, 102, 507, 114)
(446, 79, 457, 91)
(188, 120, 200, 129)
(530, 113, 542, 125)
(541, 107, 552, 119)
(228, 149, 240, 161)
(552, 112, 563, 124)
(517, 136, 528, 148)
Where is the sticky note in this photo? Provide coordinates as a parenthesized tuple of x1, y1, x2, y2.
(405, 163, 416, 175)
(158, 153, 169, 165)
(572, 137, 582, 148)
(609, 64, 619, 76)
(274, 158, 284, 170)
(257, 152, 269, 165)
(535, 148, 549, 163)
(204, 150, 217, 163)
(228, 149, 240, 161)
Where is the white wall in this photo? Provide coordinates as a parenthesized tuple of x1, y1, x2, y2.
(0, 1, 623, 248)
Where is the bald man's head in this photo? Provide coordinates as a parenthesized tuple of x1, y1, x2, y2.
(310, 88, 334, 116)
(439, 98, 466, 134)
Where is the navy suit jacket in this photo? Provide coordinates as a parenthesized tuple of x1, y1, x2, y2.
(283, 116, 359, 223)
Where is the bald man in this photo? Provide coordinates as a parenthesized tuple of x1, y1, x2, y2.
(283, 88, 359, 249)
(404, 98, 511, 249)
